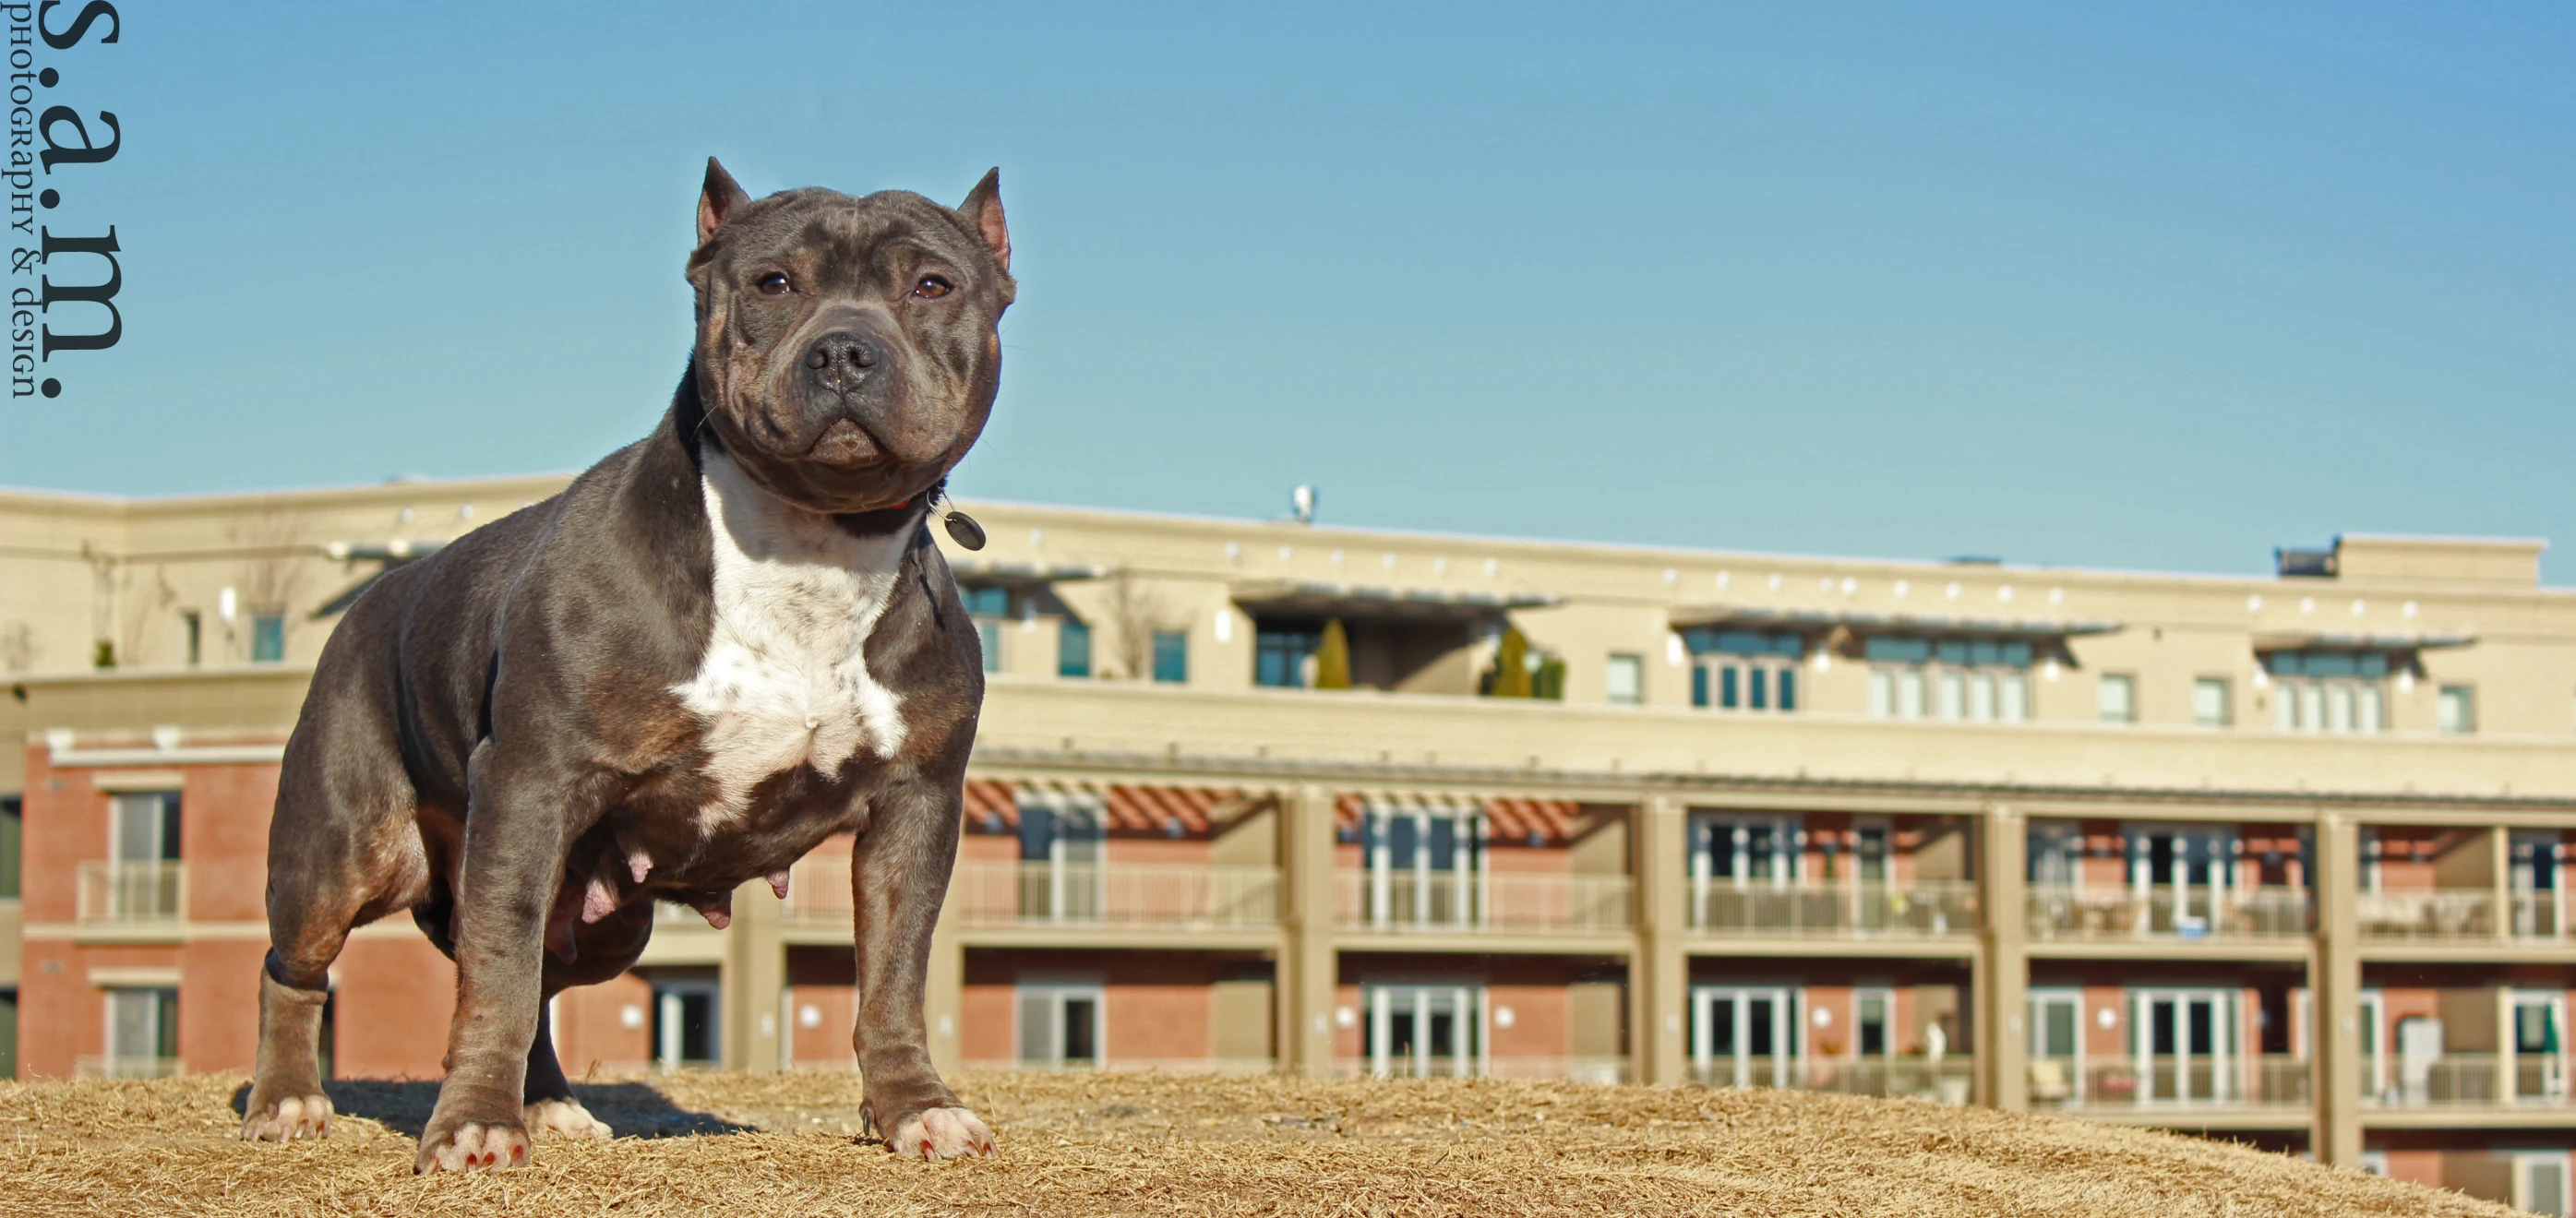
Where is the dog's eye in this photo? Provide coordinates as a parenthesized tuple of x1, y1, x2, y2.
(912, 275, 953, 300)
(754, 272, 792, 295)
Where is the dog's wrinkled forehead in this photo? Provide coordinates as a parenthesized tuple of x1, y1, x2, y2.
(707, 189, 987, 292)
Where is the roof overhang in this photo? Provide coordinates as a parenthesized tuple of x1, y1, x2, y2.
(950, 560, 1110, 588)
(1669, 605, 2123, 639)
(2252, 632, 2477, 652)
(1232, 581, 1562, 626)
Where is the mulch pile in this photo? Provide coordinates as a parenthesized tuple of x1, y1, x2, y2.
(0, 1069, 2515, 1216)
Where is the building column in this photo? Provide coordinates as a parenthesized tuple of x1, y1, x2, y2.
(1976, 804, 2028, 1111)
(1631, 795, 1687, 1086)
(925, 895, 965, 1077)
(2490, 826, 2514, 942)
(2312, 812, 2364, 1167)
(1278, 784, 1339, 1077)
(719, 877, 786, 1072)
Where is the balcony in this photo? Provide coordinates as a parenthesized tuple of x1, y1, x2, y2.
(2025, 885, 2311, 942)
(1335, 1056, 1630, 1083)
(76, 861, 186, 926)
(809, 859, 1282, 932)
(1686, 1057, 1975, 1105)
(2356, 890, 2494, 940)
(2030, 1054, 2312, 1115)
(1685, 879, 1977, 940)
(2364, 1055, 2573, 1108)
(75, 1056, 186, 1080)
(2354, 890, 2576, 943)
(1334, 870, 1634, 937)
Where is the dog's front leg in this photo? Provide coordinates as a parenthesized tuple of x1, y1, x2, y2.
(851, 770, 992, 1159)
(417, 739, 578, 1174)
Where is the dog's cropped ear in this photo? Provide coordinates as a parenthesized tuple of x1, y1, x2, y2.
(698, 158, 751, 248)
(958, 169, 1011, 273)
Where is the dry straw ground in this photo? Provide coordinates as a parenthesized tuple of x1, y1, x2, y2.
(0, 1069, 2519, 1217)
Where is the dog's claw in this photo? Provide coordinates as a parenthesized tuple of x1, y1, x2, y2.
(524, 1098, 614, 1140)
(418, 1120, 534, 1174)
(241, 1093, 333, 1141)
(890, 1107, 995, 1161)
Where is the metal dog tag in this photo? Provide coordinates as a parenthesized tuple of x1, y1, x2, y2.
(943, 509, 988, 551)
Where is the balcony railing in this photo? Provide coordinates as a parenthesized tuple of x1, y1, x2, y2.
(76, 861, 186, 925)
(2512, 891, 2570, 940)
(1333, 869, 1634, 936)
(2025, 885, 2311, 941)
(2356, 890, 2496, 940)
(1687, 1056, 1975, 1105)
(2364, 1054, 2574, 1107)
(837, 860, 1283, 931)
(1686, 879, 1977, 939)
(2029, 1053, 2312, 1112)
(961, 1057, 1281, 1075)
(75, 1056, 186, 1080)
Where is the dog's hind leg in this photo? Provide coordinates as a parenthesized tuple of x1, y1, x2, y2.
(243, 663, 426, 1143)
(518, 908, 648, 1140)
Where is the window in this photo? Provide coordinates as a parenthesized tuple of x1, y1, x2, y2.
(1151, 630, 1189, 684)
(1605, 653, 1643, 706)
(1253, 619, 1319, 687)
(1682, 628, 1803, 713)
(652, 979, 720, 1069)
(2192, 677, 2231, 728)
(249, 611, 286, 663)
(112, 791, 181, 863)
(1864, 636, 2031, 723)
(103, 986, 178, 1077)
(963, 585, 1009, 675)
(1017, 982, 1103, 1069)
(0, 795, 19, 900)
(1057, 619, 1091, 679)
(2437, 686, 2475, 735)
(2266, 650, 2388, 734)
(2097, 674, 2135, 724)
(180, 612, 201, 666)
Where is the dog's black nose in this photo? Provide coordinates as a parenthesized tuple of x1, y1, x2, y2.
(803, 330, 886, 394)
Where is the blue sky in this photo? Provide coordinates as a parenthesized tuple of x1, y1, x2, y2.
(5, 3, 2570, 579)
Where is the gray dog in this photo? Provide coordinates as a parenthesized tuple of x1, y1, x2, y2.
(238, 160, 1011, 1171)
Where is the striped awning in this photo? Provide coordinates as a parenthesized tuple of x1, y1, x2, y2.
(962, 779, 1251, 836)
(1335, 793, 1582, 845)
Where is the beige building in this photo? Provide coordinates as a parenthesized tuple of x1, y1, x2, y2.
(3, 475, 2574, 1210)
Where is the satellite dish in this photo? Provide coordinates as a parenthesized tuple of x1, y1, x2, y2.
(1290, 484, 1316, 525)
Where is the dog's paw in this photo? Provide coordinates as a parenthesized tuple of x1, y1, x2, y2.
(523, 1098, 613, 1140)
(239, 1092, 333, 1141)
(416, 1119, 533, 1173)
(889, 1106, 994, 1160)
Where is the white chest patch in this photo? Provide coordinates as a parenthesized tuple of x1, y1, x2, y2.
(674, 449, 912, 830)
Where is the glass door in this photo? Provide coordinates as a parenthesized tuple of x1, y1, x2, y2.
(2358, 990, 2388, 1103)
(2513, 832, 2565, 939)
(1853, 823, 1890, 931)
(2128, 827, 2234, 937)
(652, 979, 720, 1070)
(1688, 814, 1800, 931)
(2512, 992, 2568, 1104)
(2130, 988, 2238, 1103)
(2027, 989, 2082, 1107)
(1363, 802, 1485, 930)
(1363, 984, 1483, 1078)
(1017, 794, 1105, 923)
(1017, 983, 1105, 1069)
(1690, 985, 1795, 1089)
